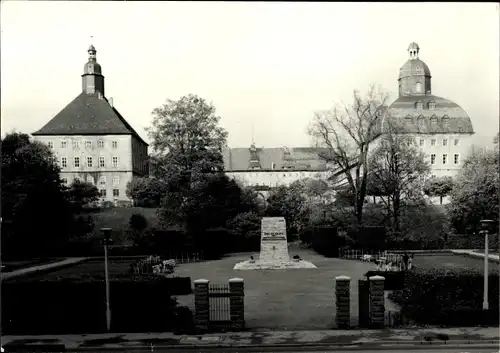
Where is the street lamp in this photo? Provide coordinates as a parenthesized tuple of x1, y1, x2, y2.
(479, 220, 495, 310)
(101, 228, 113, 331)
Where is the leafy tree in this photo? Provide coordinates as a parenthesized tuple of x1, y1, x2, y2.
(309, 85, 390, 225)
(368, 121, 430, 232)
(266, 182, 309, 237)
(449, 146, 499, 234)
(146, 94, 229, 234)
(1, 133, 75, 257)
(126, 177, 168, 207)
(423, 176, 455, 205)
(66, 180, 100, 210)
(226, 211, 261, 251)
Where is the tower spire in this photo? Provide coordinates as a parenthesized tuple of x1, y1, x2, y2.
(82, 38, 104, 96)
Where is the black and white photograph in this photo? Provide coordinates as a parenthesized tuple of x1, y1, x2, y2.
(1, 2, 499, 352)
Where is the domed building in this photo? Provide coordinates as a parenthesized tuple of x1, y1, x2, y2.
(384, 42, 475, 178)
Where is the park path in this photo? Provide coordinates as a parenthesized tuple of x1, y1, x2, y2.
(2, 257, 88, 280)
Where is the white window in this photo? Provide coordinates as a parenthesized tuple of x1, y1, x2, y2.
(61, 141, 67, 148)
(73, 141, 79, 149)
(87, 157, 93, 168)
(100, 189, 107, 197)
(99, 176, 106, 186)
(61, 157, 67, 168)
(112, 156, 118, 167)
(454, 139, 459, 146)
(431, 139, 436, 146)
(112, 141, 118, 148)
(442, 139, 448, 147)
(98, 140, 105, 148)
(416, 82, 422, 93)
(113, 189, 120, 197)
(430, 154, 436, 165)
(99, 156, 105, 167)
(85, 141, 92, 149)
(442, 154, 448, 164)
(112, 176, 120, 186)
(74, 157, 80, 168)
(87, 176, 94, 184)
(48, 141, 54, 149)
(454, 154, 459, 165)
(419, 139, 424, 146)
(62, 178, 68, 185)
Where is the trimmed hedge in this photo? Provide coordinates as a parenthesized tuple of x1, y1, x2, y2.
(390, 267, 499, 326)
(311, 226, 343, 257)
(365, 271, 405, 290)
(2, 275, 184, 334)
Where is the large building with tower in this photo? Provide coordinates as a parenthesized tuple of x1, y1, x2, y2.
(383, 42, 475, 179)
(32, 45, 149, 205)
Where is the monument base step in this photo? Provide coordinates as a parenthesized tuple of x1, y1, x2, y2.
(233, 260, 317, 270)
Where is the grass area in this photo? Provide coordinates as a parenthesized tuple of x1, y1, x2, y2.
(12, 258, 137, 281)
(2, 258, 64, 272)
(174, 249, 378, 330)
(413, 253, 499, 272)
(86, 207, 159, 242)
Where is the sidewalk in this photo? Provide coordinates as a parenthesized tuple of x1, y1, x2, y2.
(3, 327, 499, 351)
(1, 257, 88, 280)
(451, 249, 500, 263)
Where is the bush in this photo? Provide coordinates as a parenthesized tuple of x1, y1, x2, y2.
(311, 226, 348, 257)
(354, 226, 386, 251)
(390, 267, 499, 326)
(2, 275, 182, 334)
(365, 270, 405, 290)
(197, 227, 231, 259)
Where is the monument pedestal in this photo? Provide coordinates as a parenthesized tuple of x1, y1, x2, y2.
(233, 217, 316, 270)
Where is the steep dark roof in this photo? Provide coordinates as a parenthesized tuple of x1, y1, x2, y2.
(384, 95, 474, 134)
(32, 92, 148, 146)
(223, 147, 330, 171)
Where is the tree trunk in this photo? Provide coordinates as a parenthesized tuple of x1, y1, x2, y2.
(439, 195, 443, 205)
(393, 195, 401, 232)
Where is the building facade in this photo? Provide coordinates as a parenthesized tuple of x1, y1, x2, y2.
(383, 42, 475, 179)
(32, 45, 149, 205)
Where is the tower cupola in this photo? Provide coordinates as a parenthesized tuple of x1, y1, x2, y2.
(82, 44, 105, 96)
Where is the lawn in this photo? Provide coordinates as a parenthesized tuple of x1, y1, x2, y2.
(10, 258, 136, 281)
(412, 253, 499, 272)
(2, 258, 64, 273)
(174, 249, 379, 330)
(87, 207, 159, 241)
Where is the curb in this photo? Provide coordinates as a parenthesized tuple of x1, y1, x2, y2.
(63, 339, 500, 351)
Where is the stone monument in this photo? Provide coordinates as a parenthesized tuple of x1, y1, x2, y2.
(233, 217, 316, 270)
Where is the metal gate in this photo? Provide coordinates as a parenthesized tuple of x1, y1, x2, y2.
(208, 283, 232, 330)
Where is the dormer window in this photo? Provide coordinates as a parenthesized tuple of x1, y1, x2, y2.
(405, 114, 413, 121)
(415, 100, 423, 110)
(430, 115, 438, 125)
(415, 82, 422, 93)
(442, 115, 450, 126)
(428, 100, 436, 110)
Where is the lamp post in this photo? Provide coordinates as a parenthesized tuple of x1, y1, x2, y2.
(101, 228, 113, 331)
(479, 220, 495, 310)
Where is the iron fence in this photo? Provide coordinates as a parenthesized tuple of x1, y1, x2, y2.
(208, 283, 232, 331)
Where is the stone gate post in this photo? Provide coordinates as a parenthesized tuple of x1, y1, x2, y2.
(335, 275, 351, 328)
(369, 275, 385, 328)
(229, 278, 245, 330)
(194, 279, 210, 331)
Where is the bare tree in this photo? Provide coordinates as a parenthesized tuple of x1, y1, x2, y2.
(308, 84, 390, 225)
(368, 120, 430, 232)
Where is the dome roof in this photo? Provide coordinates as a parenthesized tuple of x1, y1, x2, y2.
(408, 42, 419, 51)
(383, 95, 474, 134)
(399, 58, 431, 79)
(84, 62, 102, 75)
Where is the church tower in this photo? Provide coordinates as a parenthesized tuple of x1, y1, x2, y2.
(82, 45, 105, 95)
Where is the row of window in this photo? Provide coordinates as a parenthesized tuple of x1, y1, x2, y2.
(414, 138, 459, 147)
(430, 154, 459, 165)
(63, 175, 121, 186)
(56, 156, 120, 168)
(405, 115, 452, 125)
(48, 140, 119, 149)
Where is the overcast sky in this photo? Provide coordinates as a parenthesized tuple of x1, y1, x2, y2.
(1, 2, 498, 148)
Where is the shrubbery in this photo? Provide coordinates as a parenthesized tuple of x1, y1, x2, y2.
(389, 267, 499, 326)
(2, 275, 182, 334)
(365, 270, 405, 290)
